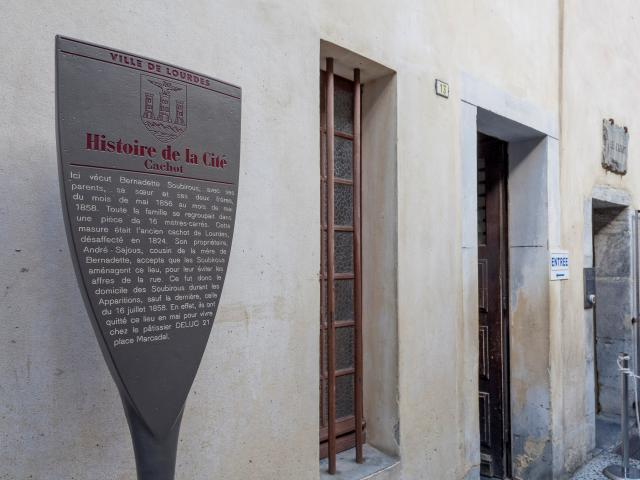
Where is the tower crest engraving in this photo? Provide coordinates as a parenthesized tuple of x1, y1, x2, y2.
(140, 74, 187, 143)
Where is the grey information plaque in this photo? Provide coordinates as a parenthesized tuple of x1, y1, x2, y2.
(56, 36, 241, 479)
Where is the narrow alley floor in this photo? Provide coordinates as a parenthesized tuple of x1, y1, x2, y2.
(570, 448, 640, 479)
(569, 415, 640, 479)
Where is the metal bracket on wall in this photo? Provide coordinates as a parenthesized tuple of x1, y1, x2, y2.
(584, 267, 596, 309)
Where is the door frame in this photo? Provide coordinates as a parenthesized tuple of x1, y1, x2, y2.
(582, 185, 634, 448)
(460, 74, 561, 479)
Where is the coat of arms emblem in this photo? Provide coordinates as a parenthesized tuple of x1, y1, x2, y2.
(140, 74, 187, 143)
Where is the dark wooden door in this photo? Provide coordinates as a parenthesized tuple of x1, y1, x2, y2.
(477, 134, 510, 478)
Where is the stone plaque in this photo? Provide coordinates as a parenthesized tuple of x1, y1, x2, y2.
(602, 119, 629, 175)
(56, 36, 241, 479)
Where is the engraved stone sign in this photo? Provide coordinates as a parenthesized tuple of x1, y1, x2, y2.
(602, 119, 629, 175)
(56, 36, 241, 479)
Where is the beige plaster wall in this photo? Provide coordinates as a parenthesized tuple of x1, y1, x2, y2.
(0, 1, 568, 479)
(317, 1, 559, 478)
(560, 0, 640, 474)
(1, 1, 321, 479)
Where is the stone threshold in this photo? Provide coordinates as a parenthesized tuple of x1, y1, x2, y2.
(320, 444, 400, 480)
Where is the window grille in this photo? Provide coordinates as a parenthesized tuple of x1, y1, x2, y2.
(319, 59, 364, 473)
